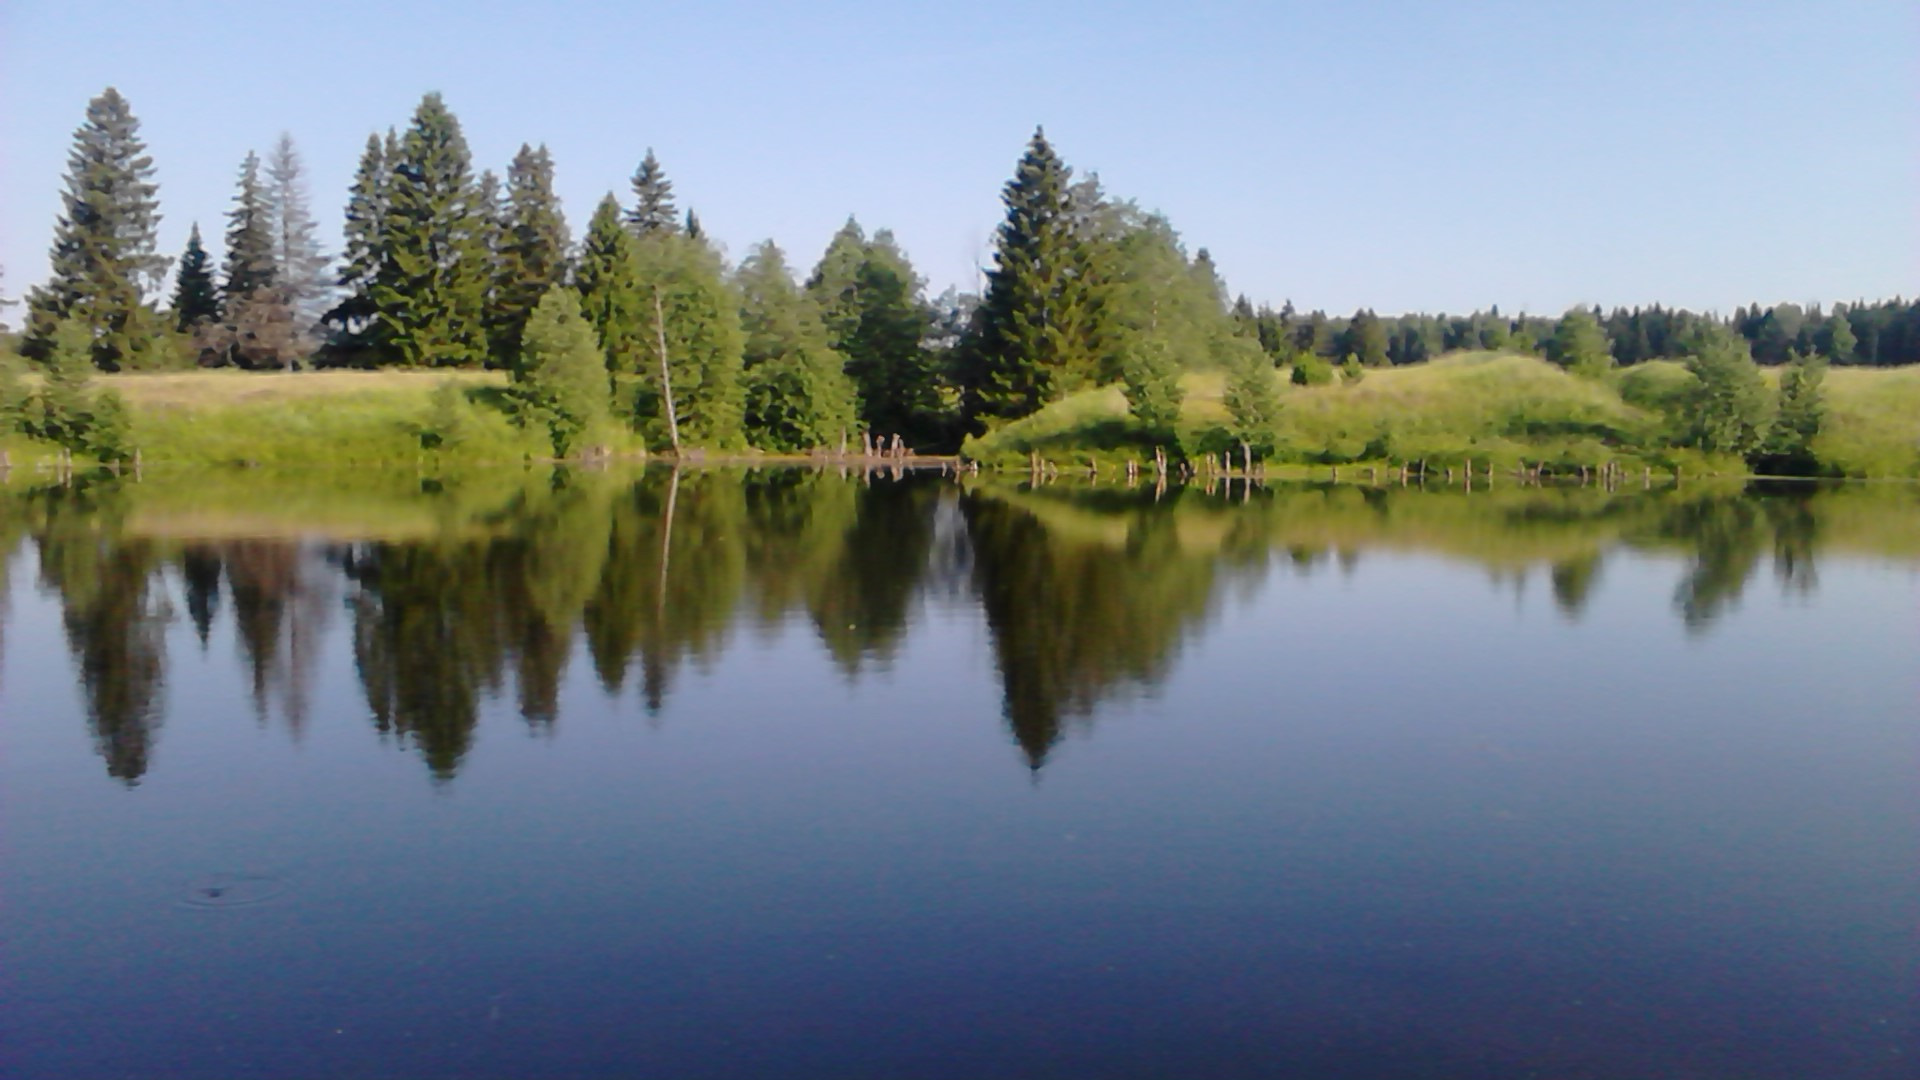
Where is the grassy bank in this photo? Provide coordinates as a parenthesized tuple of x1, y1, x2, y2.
(961, 351, 1920, 479)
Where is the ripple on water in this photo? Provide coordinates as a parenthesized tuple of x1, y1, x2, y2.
(179, 874, 288, 910)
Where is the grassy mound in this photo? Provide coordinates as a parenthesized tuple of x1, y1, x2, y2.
(962, 351, 1919, 478)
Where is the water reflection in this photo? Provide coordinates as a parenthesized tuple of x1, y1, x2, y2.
(2, 471, 1914, 785)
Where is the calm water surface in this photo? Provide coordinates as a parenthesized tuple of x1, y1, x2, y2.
(1, 470, 1915, 1079)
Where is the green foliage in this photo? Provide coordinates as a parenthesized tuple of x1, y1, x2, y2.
(83, 389, 133, 462)
(632, 232, 746, 448)
(0, 352, 25, 432)
(1292, 354, 1334, 386)
(575, 195, 647, 375)
(1221, 340, 1280, 449)
(1684, 336, 1773, 457)
(1340, 355, 1364, 385)
(1761, 350, 1827, 473)
(1346, 309, 1389, 367)
(222, 151, 277, 301)
(514, 287, 612, 456)
(737, 240, 858, 451)
(1821, 310, 1857, 363)
(807, 226, 942, 444)
(1550, 307, 1614, 378)
(414, 381, 473, 453)
(323, 131, 392, 358)
(627, 149, 679, 237)
(168, 224, 219, 331)
(370, 94, 489, 367)
(23, 87, 169, 372)
(963, 128, 1103, 425)
(490, 144, 571, 369)
(1119, 336, 1183, 439)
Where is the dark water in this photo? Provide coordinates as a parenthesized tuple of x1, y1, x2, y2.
(1, 469, 1915, 1080)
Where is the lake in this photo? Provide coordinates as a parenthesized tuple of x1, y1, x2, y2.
(1, 468, 1914, 1079)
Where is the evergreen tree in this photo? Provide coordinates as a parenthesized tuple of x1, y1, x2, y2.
(575, 195, 647, 375)
(514, 286, 611, 455)
(23, 87, 169, 371)
(1549, 305, 1613, 377)
(29, 315, 98, 446)
(222, 151, 276, 302)
(168, 224, 219, 331)
(964, 128, 1102, 425)
(1340, 355, 1365, 384)
(371, 94, 488, 367)
(1119, 336, 1183, 440)
(1347, 308, 1389, 367)
(627, 149, 679, 236)
(324, 131, 392, 359)
(264, 133, 330, 343)
(1291, 354, 1333, 386)
(684, 209, 703, 242)
(736, 240, 857, 451)
(492, 144, 571, 369)
(1821, 310, 1857, 364)
(807, 217, 868, 348)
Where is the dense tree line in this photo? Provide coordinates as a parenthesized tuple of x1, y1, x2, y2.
(9, 88, 1917, 459)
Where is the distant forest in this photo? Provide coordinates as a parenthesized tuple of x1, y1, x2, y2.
(8, 88, 1917, 455)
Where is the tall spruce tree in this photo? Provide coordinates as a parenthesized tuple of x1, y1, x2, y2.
(371, 94, 488, 366)
(222, 151, 276, 302)
(324, 131, 392, 359)
(168, 224, 219, 330)
(23, 87, 169, 371)
(491, 144, 571, 369)
(627, 149, 679, 236)
(964, 127, 1101, 426)
(574, 194, 647, 376)
(264, 133, 330, 345)
(736, 240, 857, 451)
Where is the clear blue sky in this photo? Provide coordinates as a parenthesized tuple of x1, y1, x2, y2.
(2, 0, 1913, 318)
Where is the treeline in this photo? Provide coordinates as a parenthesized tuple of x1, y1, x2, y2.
(7, 87, 1917, 458)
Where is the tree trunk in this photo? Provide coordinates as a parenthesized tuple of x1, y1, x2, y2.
(652, 285, 681, 454)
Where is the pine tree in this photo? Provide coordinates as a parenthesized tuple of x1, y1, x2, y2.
(324, 131, 392, 359)
(491, 144, 571, 370)
(963, 127, 1101, 425)
(23, 87, 169, 371)
(222, 151, 276, 302)
(736, 240, 857, 451)
(264, 133, 330, 346)
(627, 149, 679, 237)
(168, 224, 219, 331)
(514, 286, 612, 456)
(1549, 306, 1613, 377)
(574, 194, 647, 376)
(371, 94, 488, 367)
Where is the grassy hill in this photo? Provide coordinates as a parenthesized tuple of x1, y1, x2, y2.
(962, 351, 1920, 479)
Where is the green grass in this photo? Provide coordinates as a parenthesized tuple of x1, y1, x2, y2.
(963, 351, 1920, 478)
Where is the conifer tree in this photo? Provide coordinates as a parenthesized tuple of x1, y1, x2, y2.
(574, 194, 647, 375)
(491, 144, 571, 368)
(168, 224, 219, 330)
(1821, 310, 1857, 364)
(371, 94, 488, 366)
(627, 149, 679, 236)
(1765, 350, 1827, 471)
(736, 240, 857, 451)
(807, 217, 868, 346)
(23, 87, 169, 371)
(964, 128, 1101, 426)
(1222, 339, 1280, 451)
(222, 151, 276, 302)
(324, 131, 392, 357)
(514, 286, 612, 456)
(264, 133, 330, 343)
